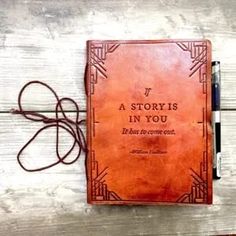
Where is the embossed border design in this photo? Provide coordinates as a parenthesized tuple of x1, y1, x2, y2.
(91, 151, 122, 201)
(176, 41, 207, 94)
(176, 42, 207, 74)
(176, 151, 208, 203)
(87, 42, 121, 201)
(176, 41, 209, 203)
(88, 43, 120, 95)
(87, 40, 210, 204)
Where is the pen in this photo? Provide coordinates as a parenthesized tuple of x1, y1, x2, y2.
(212, 61, 221, 179)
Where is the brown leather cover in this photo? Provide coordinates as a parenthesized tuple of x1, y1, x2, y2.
(86, 39, 212, 205)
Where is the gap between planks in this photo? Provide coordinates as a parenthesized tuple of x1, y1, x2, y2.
(0, 110, 87, 113)
(0, 109, 235, 113)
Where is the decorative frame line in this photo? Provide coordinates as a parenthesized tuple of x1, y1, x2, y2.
(88, 42, 121, 201)
(197, 108, 206, 138)
(92, 107, 99, 137)
(176, 41, 207, 94)
(88, 43, 120, 95)
(91, 151, 122, 201)
(176, 151, 208, 203)
(88, 40, 210, 204)
(176, 41, 209, 204)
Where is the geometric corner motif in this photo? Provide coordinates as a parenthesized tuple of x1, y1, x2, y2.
(89, 40, 210, 203)
(89, 43, 120, 95)
(91, 151, 122, 201)
(176, 41, 207, 77)
(175, 40, 209, 203)
(176, 151, 208, 204)
(176, 41, 208, 94)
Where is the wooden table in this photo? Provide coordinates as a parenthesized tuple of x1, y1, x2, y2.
(0, 0, 236, 235)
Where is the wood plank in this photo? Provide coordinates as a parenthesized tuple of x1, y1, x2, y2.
(1, 0, 236, 235)
(0, 111, 235, 235)
(0, 0, 236, 111)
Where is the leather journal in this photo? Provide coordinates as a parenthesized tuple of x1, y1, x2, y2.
(85, 39, 213, 205)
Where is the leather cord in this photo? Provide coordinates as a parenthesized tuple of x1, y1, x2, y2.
(10, 80, 87, 172)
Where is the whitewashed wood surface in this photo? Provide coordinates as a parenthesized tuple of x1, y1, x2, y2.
(0, 0, 236, 235)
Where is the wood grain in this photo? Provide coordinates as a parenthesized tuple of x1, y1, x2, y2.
(0, 0, 236, 111)
(0, 110, 235, 235)
(0, 0, 236, 235)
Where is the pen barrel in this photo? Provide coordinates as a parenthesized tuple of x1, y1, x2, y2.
(212, 84, 220, 111)
(212, 61, 221, 83)
(212, 61, 221, 179)
(215, 122, 221, 153)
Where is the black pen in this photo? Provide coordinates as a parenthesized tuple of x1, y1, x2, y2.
(212, 61, 221, 179)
